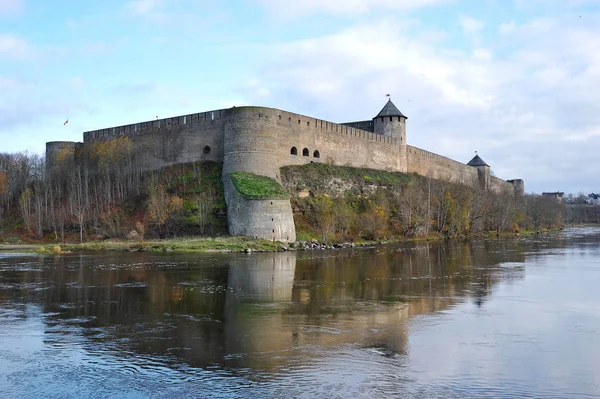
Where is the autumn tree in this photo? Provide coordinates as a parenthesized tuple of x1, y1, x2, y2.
(147, 182, 184, 237)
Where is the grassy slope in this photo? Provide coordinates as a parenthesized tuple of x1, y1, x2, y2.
(229, 172, 288, 200)
(280, 162, 412, 193)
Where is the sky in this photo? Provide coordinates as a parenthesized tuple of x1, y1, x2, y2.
(1, 0, 599, 194)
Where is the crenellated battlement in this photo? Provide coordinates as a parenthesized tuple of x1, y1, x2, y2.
(83, 108, 228, 142)
(47, 100, 523, 241)
(82, 106, 398, 147)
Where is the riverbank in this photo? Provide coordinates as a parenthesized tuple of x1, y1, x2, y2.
(0, 229, 556, 255)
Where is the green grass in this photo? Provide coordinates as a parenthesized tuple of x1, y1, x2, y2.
(229, 172, 288, 200)
(280, 162, 412, 192)
(55, 236, 280, 253)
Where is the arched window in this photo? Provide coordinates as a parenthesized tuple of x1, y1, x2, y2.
(302, 148, 309, 157)
(290, 146, 298, 155)
(203, 146, 211, 155)
(313, 150, 320, 158)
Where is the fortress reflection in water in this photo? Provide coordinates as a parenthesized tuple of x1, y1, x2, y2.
(0, 238, 539, 374)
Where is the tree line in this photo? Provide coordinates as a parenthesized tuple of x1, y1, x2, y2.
(283, 164, 564, 243)
(0, 141, 565, 244)
(0, 139, 226, 243)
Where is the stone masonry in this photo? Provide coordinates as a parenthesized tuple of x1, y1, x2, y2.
(46, 100, 525, 241)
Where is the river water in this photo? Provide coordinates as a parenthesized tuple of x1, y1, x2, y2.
(1, 227, 599, 398)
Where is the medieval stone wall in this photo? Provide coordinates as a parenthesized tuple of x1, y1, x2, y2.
(223, 177, 296, 242)
(251, 107, 402, 173)
(48, 104, 523, 241)
(45, 141, 83, 176)
(489, 175, 517, 195)
(407, 145, 479, 187)
(80, 106, 405, 176)
(83, 109, 226, 172)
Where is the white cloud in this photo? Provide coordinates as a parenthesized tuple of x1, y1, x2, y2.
(126, 0, 164, 16)
(254, 0, 451, 17)
(0, 0, 23, 16)
(459, 15, 484, 34)
(239, 14, 600, 193)
(0, 33, 29, 59)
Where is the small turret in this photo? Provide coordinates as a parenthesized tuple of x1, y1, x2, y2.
(467, 153, 490, 190)
(373, 99, 407, 142)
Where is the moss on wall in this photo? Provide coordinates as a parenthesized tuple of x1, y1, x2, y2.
(229, 172, 288, 200)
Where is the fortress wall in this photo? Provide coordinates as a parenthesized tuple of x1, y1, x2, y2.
(83, 109, 227, 172)
(239, 108, 402, 172)
(223, 174, 296, 242)
(223, 107, 281, 179)
(407, 145, 479, 186)
(80, 106, 403, 175)
(45, 141, 82, 174)
(489, 175, 516, 195)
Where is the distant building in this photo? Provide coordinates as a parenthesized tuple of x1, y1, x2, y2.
(586, 194, 600, 205)
(542, 192, 564, 203)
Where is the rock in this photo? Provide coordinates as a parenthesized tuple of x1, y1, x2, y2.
(289, 242, 296, 248)
(279, 244, 288, 251)
(244, 248, 253, 254)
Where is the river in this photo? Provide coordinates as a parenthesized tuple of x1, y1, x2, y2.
(1, 227, 599, 398)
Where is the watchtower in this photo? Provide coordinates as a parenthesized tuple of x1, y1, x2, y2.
(373, 99, 408, 172)
(467, 154, 490, 190)
(373, 99, 407, 141)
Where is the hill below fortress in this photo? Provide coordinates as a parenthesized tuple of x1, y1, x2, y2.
(46, 100, 524, 242)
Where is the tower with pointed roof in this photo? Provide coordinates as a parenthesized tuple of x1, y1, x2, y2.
(467, 153, 490, 190)
(373, 99, 408, 172)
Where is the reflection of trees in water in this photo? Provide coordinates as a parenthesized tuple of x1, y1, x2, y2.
(0, 239, 528, 373)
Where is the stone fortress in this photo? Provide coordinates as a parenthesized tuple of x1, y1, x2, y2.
(46, 100, 524, 242)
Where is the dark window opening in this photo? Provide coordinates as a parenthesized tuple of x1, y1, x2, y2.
(390, 116, 393, 121)
(398, 116, 401, 121)
(203, 146, 211, 155)
(291, 146, 298, 155)
(298, 119, 301, 124)
(279, 115, 281, 120)
(313, 150, 320, 158)
(302, 148, 309, 157)
(307, 121, 310, 126)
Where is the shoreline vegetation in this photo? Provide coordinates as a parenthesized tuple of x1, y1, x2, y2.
(1, 152, 570, 252)
(0, 228, 562, 255)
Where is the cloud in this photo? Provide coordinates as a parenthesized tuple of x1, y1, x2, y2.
(126, 0, 164, 16)
(0, 75, 89, 150)
(254, 0, 451, 18)
(238, 13, 600, 193)
(122, 0, 227, 31)
(0, 33, 29, 59)
(0, 0, 23, 16)
(459, 15, 484, 34)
